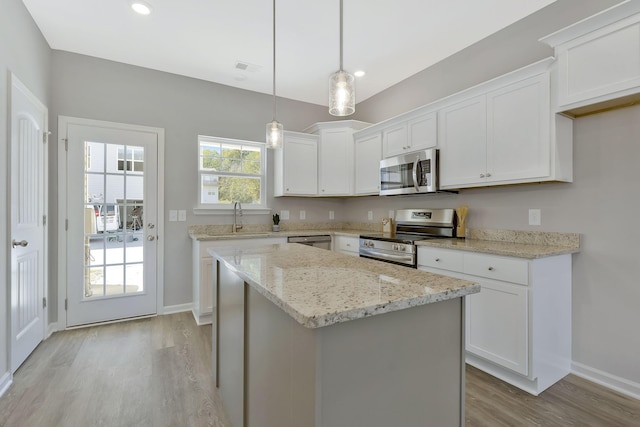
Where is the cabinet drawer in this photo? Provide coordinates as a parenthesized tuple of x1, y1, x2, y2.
(417, 247, 464, 272)
(463, 253, 528, 285)
(334, 236, 359, 253)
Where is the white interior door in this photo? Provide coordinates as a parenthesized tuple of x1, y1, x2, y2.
(10, 74, 47, 372)
(62, 120, 160, 327)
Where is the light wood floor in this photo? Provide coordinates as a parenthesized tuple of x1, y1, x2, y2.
(1, 313, 639, 427)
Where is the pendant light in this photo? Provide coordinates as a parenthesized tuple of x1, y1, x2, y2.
(329, 0, 355, 116)
(266, 0, 284, 149)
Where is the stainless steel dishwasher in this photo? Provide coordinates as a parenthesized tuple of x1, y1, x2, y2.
(287, 235, 332, 250)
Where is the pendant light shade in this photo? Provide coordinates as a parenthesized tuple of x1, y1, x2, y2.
(266, 0, 283, 149)
(329, 0, 355, 116)
(266, 119, 283, 149)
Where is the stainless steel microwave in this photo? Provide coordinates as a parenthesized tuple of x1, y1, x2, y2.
(379, 149, 439, 196)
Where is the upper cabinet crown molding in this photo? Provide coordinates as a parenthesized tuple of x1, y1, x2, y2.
(540, 0, 640, 115)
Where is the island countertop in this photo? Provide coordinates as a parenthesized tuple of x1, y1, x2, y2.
(209, 243, 479, 328)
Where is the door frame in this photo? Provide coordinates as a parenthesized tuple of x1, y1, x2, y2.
(57, 116, 165, 329)
(8, 72, 49, 368)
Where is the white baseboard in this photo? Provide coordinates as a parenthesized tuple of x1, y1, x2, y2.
(0, 371, 12, 399)
(572, 361, 640, 400)
(163, 303, 193, 315)
(46, 322, 58, 339)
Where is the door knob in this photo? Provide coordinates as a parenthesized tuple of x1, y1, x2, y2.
(12, 239, 29, 248)
(147, 235, 155, 241)
(147, 223, 155, 229)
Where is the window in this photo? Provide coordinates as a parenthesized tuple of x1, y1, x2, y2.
(198, 136, 266, 208)
(117, 147, 144, 172)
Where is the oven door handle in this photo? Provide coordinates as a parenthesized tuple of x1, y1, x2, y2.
(412, 157, 420, 192)
(360, 248, 414, 263)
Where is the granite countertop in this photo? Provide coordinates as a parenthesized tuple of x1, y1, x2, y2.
(210, 243, 479, 329)
(416, 238, 580, 258)
(415, 228, 581, 259)
(190, 228, 368, 241)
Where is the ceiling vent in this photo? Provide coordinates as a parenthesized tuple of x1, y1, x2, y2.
(235, 61, 261, 73)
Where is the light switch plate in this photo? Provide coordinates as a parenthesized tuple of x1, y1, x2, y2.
(368, 211, 373, 220)
(389, 210, 394, 219)
(300, 210, 306, 220)
(280, 210, 289, 220)
(169, 210, 178, 222)
(329, 210, 335, 220)
(178, 210, 187, 222)
(529, 209, 541, 226)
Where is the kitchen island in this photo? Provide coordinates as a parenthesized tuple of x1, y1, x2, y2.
(210, 243, 479, 427)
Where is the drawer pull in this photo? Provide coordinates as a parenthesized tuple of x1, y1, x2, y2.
(435, 258, 440, 262)
(488, 266, 494, 271)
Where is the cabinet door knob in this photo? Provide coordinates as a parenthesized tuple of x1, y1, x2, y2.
(480, 174, 485, 178)
(435, 258, 440, 262)
(286, 188, 290, 191)
(486, 173, 492, 178)
(488, 266, 494, 271)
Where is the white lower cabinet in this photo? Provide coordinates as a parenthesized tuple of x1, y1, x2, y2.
(192, 237, 287, 324)
(417, 247, 572, 395)
(333, 235, 359, 256)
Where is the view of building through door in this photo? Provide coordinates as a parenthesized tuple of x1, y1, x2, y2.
(61, 118, 161, 327)
(84, 141, 145, 299)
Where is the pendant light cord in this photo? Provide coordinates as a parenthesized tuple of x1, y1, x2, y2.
(272, 0, 277, 121)
(339, 0, 343, 71)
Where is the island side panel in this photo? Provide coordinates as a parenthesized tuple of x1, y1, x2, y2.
(317, 298, 464, 427)
(217, 260, 246, 427)
(245, 285, 317, 427)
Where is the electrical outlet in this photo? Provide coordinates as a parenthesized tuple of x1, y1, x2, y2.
(329, 210, 335, 220)
(178, 210, 187, 222)
(529, 209, 541, 226)
(368, 211, 373, 220)
(300, 210, 306, 220)
(169, 210, 177, 222)
(280, 210, 289, 220)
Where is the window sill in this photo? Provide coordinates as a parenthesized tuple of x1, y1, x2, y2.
(193, 207, 272, 216)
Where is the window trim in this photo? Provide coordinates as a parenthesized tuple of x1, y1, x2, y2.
(197, 135, 268, 210)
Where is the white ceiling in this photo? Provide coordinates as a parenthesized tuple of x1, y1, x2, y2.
(22, 0, 557, 107)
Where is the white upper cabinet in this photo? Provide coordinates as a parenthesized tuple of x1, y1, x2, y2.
(317, 127, 355, 196)
(273, 131, 318, 196)
(487, 74, 550, 182)
(382, 122, 408, 158)
(354, 132, 382, 195)
(304, 121, 371, 197)
(439, 59, 572, 189)
(439, 95, 487, 187)
(541, 1, 640, 115)
(382, 110, 437, 158)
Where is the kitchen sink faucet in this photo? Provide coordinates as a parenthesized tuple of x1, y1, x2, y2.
(233, 201, 243, 233)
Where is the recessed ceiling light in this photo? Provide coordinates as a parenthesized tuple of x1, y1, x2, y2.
(131, 1, 152, 15)
(354, 70, 365, 77)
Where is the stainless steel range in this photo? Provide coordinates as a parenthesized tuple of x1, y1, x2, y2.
(359, 208, 457, 268)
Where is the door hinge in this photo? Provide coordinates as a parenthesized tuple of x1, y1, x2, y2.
(62, 138, 68, 151)
(65, 219, 69, 231)
(43, 131, 50, 143)
(43, 297, 47, 308)
(43, 215, 47, 226)
(65, 299, 68, 310)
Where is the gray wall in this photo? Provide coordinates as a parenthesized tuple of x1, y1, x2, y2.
(0, 0, 51, 385)
(348, 0, 639, 386)
(50, 52, 340, 312)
